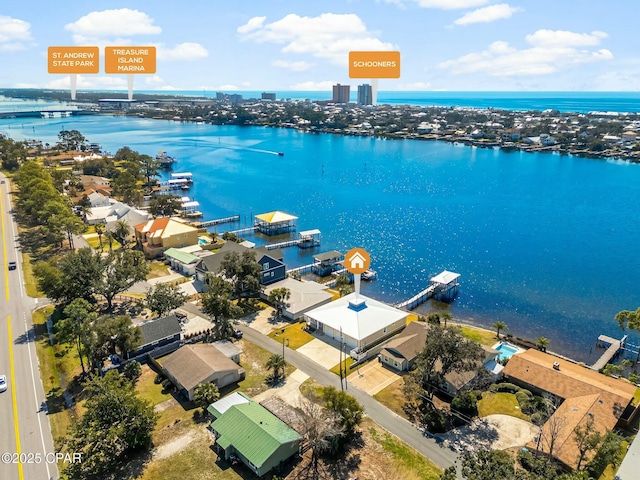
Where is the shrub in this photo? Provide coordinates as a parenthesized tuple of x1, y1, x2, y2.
(530, 412, 545, 426)
(423, 410, 448, 433)
(154, 373, 165, 384)
(161, 378, 173, 392)
(516, 391, 531, 405)
(490, 382, 520, 394)
(452, 392, 478, 415)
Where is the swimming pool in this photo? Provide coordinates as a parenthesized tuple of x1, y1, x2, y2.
(493, 342, 520, 361)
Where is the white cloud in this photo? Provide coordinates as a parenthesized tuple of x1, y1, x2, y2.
(237, 16, 266, 34)
(65, 9, 161, 43)
(156, 42, 208, 61)
(145, 75, 165, 86)
(289, 80, 336, 90)
(216, 84, 240, 90)
(13, 82, 39, 88)
(525, 30, 608, 48)
(45, 75, 128, 90)
(272, 60, 313, 71)
(237, 13, 395, 66)
(394, 81, 432, 90)
(0, 15, 34, 51)
(438, 30, 613, 77)
(413, 0, 490, 9)
(453, 4, 521, 26)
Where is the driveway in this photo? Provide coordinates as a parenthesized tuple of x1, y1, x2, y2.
(347, 361, 401, 395)
(238, 306, 288, 335)
(440, 414, 538, 453)
(296, 338, 344, 369)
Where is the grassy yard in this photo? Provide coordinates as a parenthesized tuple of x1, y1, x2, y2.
(83, 233, 121, 251)
(330, 356, 355, 376)
(21, 252, 43, 297)
(477, 392, 530, 421)
(267, 321, 315, 350)
(368, 422, 442, 480)
(32, 307, 83, 448)
(374, 377, 409, 420)
(146, 260, 171, 279)
(460, 325, 498, 347)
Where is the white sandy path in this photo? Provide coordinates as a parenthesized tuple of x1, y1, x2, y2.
(153, 430, 198, 460)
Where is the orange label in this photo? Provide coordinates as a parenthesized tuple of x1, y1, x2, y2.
(48, 46, 99, 74)
(104, 46, 156, 74)
(345, 248, 371, 275)
(349, 51, 400, 78)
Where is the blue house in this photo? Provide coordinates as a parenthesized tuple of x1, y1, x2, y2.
(128, 314, 182, 359)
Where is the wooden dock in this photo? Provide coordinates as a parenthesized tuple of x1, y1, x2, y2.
(591, 335, 627, 371)
(287, 263, 318, 275)
(395, 270, 460, 310)
(227, 225, 258, 235)
(190, 215, 240, 229)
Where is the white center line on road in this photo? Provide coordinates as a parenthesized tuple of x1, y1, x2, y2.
(25, 315, 52, 479)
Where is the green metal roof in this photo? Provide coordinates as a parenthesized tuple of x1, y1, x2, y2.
(211, 402, 301, 468)
(163, 247, 200, 265)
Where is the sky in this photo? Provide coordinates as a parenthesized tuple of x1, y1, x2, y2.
(1, 0, 639, 92)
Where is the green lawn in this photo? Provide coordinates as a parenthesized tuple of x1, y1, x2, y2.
(21, 252, 43, 297)
(329, 356, 356, 376)
(369, 424, 442, 480)
(268, 321, 315, 350)
(32, 307, 83, 449)
(83, 233, 121, 251)
(460, 326, 498, 347)
(146, 260, 170, 279)
(136, 365, 171, 406)
(374, 378, 409, 420)
(477, 392, 530, 421)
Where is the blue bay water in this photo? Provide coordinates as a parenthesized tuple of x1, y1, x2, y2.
(3, 112, 640, 363)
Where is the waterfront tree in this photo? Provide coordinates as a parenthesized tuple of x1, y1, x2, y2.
(615, 307, 640, 331)
(139, 153, 160, 188)
(149, 194, 182, 217)
(411, 325, 485, 402)
(145, 282, 188, 317)
(57, 129, 87, 151)
(574, 416, 603, 470)
(335, 274, 351, 297)
(492, 321, 507, 339)
(536, 336, 549, 352)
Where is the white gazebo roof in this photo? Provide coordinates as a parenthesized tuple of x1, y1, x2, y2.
(305, 292, 407, 341)
(429, 270, 460, 285)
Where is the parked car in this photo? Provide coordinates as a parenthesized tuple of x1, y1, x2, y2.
(8, 261, 17, 271)
(232, 329, 243, 339)
(0, 375, 7, 393)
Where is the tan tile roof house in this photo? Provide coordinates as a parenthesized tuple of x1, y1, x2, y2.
(503, 349, 638, 469)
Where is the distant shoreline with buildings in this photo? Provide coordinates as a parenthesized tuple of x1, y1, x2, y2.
(3, 88, 640, 162)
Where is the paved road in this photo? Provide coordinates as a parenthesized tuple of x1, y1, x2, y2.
(238, 321, 460, 470)
(0, 173, 58, 480)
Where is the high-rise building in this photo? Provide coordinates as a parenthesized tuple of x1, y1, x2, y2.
(215, 92, 226, 101)
(261, 92, 276, 101)
(357, 84, 373, 106)
(332, 84, 350, 103)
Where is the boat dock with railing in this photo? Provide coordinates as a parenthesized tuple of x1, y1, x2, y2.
(395, 270, 460, 310)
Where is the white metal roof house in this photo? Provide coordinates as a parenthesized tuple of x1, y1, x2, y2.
(304, 293, 408, 359)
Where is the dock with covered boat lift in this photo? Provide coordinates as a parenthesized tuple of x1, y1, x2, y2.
(395, 270, 460, 310)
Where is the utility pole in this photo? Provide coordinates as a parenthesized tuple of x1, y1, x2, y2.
(282, 337, 289, 381)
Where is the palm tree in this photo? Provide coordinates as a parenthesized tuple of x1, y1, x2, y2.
(492, 321, 507, 339)
(104, 231, 115, 252)
(266, 354, 285, 384)
(94, 223, 105, 251)
(442, 311, 452, 328)
(113, 220, 130, 248)
(536, 336, 549, 352)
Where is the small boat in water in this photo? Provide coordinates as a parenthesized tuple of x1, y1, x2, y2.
(278, 152, 284, 156)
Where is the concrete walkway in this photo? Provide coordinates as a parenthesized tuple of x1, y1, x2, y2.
(252, 369, 310, 407)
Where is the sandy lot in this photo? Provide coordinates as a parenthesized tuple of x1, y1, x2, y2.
(239, 306, 289, 334)
(441, 414, 538, 453)
(252, 369, 310, 406)
(153, 430, 198, 460)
